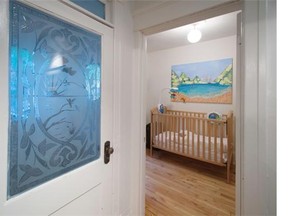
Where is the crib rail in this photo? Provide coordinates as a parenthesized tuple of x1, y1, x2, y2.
(150, 107, 233, 182)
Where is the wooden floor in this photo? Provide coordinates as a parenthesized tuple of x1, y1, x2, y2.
(145, 149, 235, 216)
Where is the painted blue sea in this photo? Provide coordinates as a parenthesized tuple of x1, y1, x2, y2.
(178, 83, 231, 98)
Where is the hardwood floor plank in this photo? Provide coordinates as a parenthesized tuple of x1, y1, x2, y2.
(145, 149, 235, 216)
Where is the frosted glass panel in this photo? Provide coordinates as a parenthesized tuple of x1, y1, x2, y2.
(8, 1, 101, 197)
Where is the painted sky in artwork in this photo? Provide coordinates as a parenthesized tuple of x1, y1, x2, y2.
(172, 58, 232, 80)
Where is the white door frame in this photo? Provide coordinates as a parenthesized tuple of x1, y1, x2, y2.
(135, 2, 243, 215)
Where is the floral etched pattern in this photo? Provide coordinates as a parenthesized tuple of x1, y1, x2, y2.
(8, 1, 101, 197)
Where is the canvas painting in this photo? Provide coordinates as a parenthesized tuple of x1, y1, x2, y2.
(171, 58, 233, 104)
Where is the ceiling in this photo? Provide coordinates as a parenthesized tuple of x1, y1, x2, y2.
(146, 11, 239, 52)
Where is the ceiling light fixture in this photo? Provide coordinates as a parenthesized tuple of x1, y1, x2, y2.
(187, 25, 202, 43)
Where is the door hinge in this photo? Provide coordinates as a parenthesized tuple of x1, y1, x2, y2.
(104, 141, 114, 164)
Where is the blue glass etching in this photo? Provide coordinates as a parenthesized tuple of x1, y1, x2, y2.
(8, 1, 102, 197)
(70, 0, 105, 19)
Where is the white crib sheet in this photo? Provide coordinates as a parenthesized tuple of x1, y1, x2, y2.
(154, 131, 228, 163)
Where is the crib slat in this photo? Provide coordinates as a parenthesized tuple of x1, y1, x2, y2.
(156, 115, 158, 146)
(197, 118, 200, 158)
(170, 115, 173, 151)
(177, 116, 180, 152)
(208, 121, 211, 160)
(163, 115, 165, 147)
(164, 116, 169, 149)
(154, 115, 156, 147)
(214, 123, 218, 163)
(187, 117, 190, 155)
(150, 113, 154, 156)
(182, 117, 185, 154)
(159, 115, 161, 146)
(172, 116, 175, 152)
(213, 122, 217, 162)
(202, 118, 205, 158)
(192, 118, 195, 157)
(174, 116, 176, 152)
(160, 115, 163, 148)
(168, 115, 171, 151)
(171, 116, 174, 152)
(220, 122, 224, 163)
(159, 115, 161, 147)
(159, 115, 162, 148)
(162, 115, 165, 148)
(155, 116, 158, 146)
(174, 115, 176, 152)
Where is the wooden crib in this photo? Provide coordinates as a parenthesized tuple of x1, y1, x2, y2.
(150, 107, 234, 183)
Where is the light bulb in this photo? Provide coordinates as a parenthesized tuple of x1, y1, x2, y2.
(187, 29, 202, 43)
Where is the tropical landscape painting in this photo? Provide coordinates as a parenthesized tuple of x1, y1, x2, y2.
(171, 58, 233, 104)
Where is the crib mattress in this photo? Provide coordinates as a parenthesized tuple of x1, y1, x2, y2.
(153, 131, 228, 163)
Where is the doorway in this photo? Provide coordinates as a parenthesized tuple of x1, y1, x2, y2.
(144, 10, 241, 215)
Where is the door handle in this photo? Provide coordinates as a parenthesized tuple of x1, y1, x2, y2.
(104, 141, 114, 164)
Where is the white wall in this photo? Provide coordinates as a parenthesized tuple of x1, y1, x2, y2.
(146, 35, 236, 123)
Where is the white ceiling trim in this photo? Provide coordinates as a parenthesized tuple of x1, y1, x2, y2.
(141, 0, 241, 35)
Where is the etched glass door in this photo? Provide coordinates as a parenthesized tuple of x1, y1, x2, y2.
(0, 0, 114, 215)
(9, 1, 102, 197)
